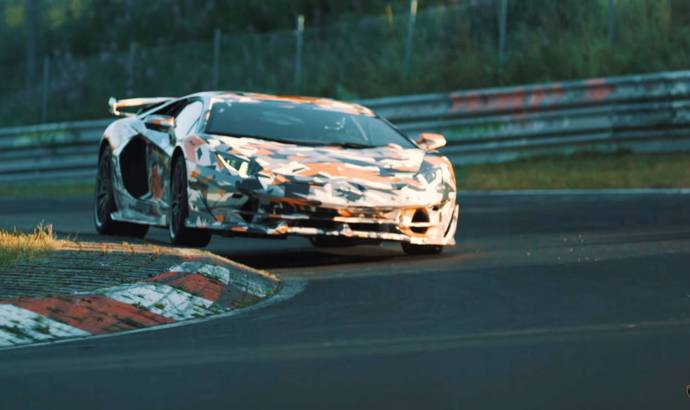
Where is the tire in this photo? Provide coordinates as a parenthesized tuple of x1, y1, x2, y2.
(169, 155, 212, 247)
(94, 146, 149, 238)
(401, 242, 443, 255)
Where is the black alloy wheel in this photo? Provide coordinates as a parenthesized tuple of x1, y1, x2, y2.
(94, 146, 149, 238)
(168, 155, 212, 247)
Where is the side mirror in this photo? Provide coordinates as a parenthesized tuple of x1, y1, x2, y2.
(416, 132, 446, 151)
(144, 115, 176, 133)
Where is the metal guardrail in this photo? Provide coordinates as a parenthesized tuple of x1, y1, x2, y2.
(362, 70, 690, 164)
(2, 70, 690, 184)
(0, 119, 109, 184)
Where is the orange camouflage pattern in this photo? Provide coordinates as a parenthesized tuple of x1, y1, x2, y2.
(101, 92, 459, 246)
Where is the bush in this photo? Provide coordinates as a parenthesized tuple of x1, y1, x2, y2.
(0, 0, 688, 125)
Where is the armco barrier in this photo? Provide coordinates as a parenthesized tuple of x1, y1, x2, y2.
(2, 71, 690, 183)
(361, 70, 690, 164)
(0, 119, 109, 183)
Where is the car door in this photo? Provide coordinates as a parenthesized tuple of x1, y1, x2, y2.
(150, 99, 204, 215)
(172, 100, 204, 145)
(129, 98, 203, 221)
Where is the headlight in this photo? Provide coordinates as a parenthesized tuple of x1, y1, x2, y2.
(416, 165, 442, 185)
(216, 153, 252, 177)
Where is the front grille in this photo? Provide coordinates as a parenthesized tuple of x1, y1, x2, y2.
(264, 203, 339, 219)
(263, 202, 400, 234)
(293, 219, 398, 234)
(349, 223, 389, 233)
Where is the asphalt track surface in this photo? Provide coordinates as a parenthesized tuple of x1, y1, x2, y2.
(1, 193, 689, 409)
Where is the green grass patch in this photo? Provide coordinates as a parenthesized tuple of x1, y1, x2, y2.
(0, 182, 94, 199)
(458, 151, 690, 190)
(0, 225, 58, 272)
(0, 152, 687, 200)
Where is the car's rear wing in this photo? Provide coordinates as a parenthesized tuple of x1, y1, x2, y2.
(108, 97, 174, 117)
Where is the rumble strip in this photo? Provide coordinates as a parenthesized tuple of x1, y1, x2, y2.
(0, 261, 279, 348)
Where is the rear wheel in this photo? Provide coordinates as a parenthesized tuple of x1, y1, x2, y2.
(94, 146, 149, 238)
(169, 155, 212, 247)
(401, 242, 443, 255)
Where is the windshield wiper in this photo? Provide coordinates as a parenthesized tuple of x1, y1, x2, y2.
(206, 132, 323, 146)
(324, 142, 375, 149)
(207, 132, 377, 148)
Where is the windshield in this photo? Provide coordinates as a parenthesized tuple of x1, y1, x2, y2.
(204, 100, 415, 148)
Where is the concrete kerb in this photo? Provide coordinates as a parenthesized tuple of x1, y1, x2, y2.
(0, 241, 283, 349)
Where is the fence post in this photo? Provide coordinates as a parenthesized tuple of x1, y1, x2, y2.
(497, 0, 508, 83)
(40, 55, 50, 123)
(608, 0, 616, 46)
(25, 0, 38, 91)
(212, 28, 221, 89)
(126, 42, 136, 97)
(403, 0, 418, 80)
(294, 15, 305, 94)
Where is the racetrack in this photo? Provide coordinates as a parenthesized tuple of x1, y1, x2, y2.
(1, 193, 689, 409)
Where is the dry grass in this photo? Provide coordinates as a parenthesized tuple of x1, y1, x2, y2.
(458, 152, 690, 190)
(0, 225, 59, 272)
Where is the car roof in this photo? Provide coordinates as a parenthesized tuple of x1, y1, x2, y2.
(185, 91, 376, 117)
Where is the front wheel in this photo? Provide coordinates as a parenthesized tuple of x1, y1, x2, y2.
(169, 155, 212, 247)
(94, 146, 149, 238)
(401, 242, 443, 255)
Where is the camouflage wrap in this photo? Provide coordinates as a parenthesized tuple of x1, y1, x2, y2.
(185, 136, 457, 245)
(101, 92, 459, 246)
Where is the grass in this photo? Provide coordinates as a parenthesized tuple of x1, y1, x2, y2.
(0, 182, 94, 199)
(458, 152, 690, 190)
(0, 152, 687, 201)
(0, 225, 58, 272)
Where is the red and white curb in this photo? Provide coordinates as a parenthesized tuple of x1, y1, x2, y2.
(0, 261, 279, 348)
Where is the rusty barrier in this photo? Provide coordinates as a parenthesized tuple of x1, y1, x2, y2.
(362, 70, 690, 164)
(1, 70, 690, 183)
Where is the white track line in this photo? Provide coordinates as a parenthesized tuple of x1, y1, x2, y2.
(0, 305, 90, 347)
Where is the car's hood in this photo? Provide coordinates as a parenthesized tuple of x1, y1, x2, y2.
(206, 135, 451, 207)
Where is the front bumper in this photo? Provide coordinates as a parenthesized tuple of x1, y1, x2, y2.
(187, 201, 459, 246)
(185, 156, 459, 246)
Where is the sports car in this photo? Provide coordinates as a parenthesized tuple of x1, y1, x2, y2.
(94, 92, 459, 254)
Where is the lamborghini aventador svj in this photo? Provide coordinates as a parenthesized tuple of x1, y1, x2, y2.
(94, 92, 459, 254)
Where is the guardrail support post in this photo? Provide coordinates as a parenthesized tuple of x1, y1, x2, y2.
(25, 0, 38, 91)
(212, 28, 221, 89)
(40, 55, 50, 123)
(403, 0, 418, 80)
(294, 15, 305, 94)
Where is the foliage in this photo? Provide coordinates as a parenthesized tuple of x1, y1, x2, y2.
(0, 0, 688, 125)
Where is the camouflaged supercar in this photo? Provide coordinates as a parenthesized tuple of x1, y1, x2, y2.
(94, 92, 459, 254)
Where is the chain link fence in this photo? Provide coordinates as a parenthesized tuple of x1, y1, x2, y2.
(0, 0, 687, 126)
